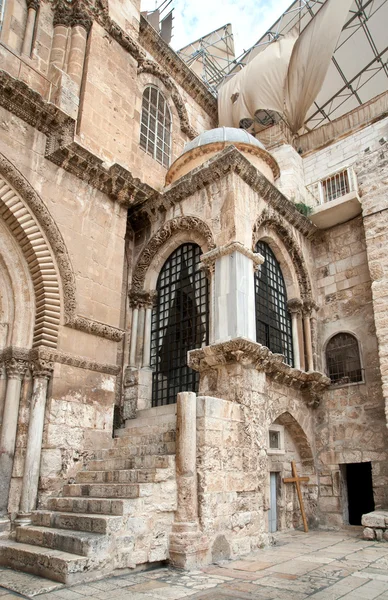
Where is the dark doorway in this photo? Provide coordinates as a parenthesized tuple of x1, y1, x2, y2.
(345, 462, 374, 525)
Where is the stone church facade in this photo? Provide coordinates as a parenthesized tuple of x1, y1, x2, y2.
(0, 0, 387, 584)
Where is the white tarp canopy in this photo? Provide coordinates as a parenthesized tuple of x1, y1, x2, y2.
(218, 0, 354, 133)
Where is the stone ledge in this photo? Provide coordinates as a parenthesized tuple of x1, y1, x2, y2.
(188, 337, 330, 406)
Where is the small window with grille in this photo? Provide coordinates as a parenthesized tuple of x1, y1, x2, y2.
(326, 333, 363, 385)
(268, 425, 284, 455)
(321, 169, 350, 203)
(150, 243, 209, 407)
(140, 86, 171, 169)
(254, 241, 294, 366)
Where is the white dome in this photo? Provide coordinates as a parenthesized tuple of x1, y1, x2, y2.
(182, 126, 265, 155)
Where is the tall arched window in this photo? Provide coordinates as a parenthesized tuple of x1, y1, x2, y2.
(150, 243, 209, 406)
(326, 333, 362, 385)
(140, 86, 171, 168)
(254, 241, 293, 366)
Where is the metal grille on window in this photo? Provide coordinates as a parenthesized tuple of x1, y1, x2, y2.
(150, 243, 209, 407)
(254, 241, 293, 366)
(140, 86, 171, 169)
(326, 333, 362, 385)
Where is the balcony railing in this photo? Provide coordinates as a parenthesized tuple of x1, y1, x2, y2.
(307, 166, 358, 205)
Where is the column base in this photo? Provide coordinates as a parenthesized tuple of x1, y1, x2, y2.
(14, 512, 32, 527)
(169, 522, 209, 569)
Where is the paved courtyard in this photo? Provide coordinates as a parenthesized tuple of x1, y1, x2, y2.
(1, 530, 388, 599)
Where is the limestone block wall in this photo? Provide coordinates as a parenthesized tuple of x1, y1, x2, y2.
(303, 116, 388, 186)
(312, 215, 388, 524)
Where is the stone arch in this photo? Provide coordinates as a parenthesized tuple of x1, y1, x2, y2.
(131, 216, 215, 293)
(0, 153, 77, 348)
(137, 59, 198, 140)
(271, 411, 314, 464)
(253, 209, 312, 301)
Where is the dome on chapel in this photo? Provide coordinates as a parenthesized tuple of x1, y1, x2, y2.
(166, 126, 279, 186)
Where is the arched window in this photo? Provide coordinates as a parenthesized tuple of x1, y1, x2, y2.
(254, 241, 293, 366)
(326, 333, 362, 385)
(140, 86, 171, 168)
(150, 243, 209, 406)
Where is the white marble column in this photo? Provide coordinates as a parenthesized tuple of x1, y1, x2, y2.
(202, 242, 264, 344)
(303, 307, 314, 372)
(21, 0, 39, 56)
(18, 355, 54, 519)
(129, 307, 139, 367)
(287, 298, 302, 370)
(142, 307, 152, 368)
(0, 356, 28, 515)
(0, 362, 7, 426)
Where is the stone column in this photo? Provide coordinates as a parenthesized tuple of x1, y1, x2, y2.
(67, 8, 92, 95)
(21, 0, 40, 56)
(129, 307, 139, 367)
(50, 4, 72, 72)
(0, 362, 7, 425)
(303, 301, 315, 372)
(18, 354, 54, 520)
(169, 392, 208, 568)
(142, 307, 152, 368)
(0, 355, 28, 515)
(287, 298, 302, 370)
(201, 242, 264, 344)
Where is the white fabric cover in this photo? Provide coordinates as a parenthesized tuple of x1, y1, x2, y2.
(218, 0, 354, 133)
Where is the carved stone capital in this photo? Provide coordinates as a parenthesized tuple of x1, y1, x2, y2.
(26, 0, 40, 10)
(200, 241, 264, 273)
(287, 298, 303, 315)
(71, 2, 93, 31)
(53, 0, 73, 27)
(30, 356, 54, 380)
(302, 298, 319, 317)
(5, 358, 28, 380)
(129, 290, 156, 310)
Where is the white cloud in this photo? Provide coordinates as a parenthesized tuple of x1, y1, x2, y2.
(141, 0, 292, 57)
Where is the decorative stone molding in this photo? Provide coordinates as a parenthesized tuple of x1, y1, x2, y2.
(0, 151, 124, 342)
(138, 60, 198, 140)
(30, 355, 54, 380)
(188, 337, 330, 406)
(3, 347, 30, 379)
(139, 147, 316, 239)
(302, 298, 319, 317)
(131, 216, 216, 293)
(0, 346, 120, 375)
(129, 290, 156, 309)
(253, 208, 313, 301)
(200, 241, 264, 272)
(139, 16, 217, 121)
(287, 298, 303, 315)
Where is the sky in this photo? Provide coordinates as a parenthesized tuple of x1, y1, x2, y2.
(140, 0, 292, 57)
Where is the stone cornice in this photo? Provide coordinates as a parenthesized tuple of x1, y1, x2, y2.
(0, 346, 120, 375)
(200, 242, 264, 270)
(139, 16, 217, 121)
(188, 337, 330, 407)
(155, 147, 317, 239)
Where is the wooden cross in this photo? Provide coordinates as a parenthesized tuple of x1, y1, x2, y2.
(283, 461, 310, 533)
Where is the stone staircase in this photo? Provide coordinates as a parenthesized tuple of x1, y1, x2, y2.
(0, 406, 177, 584)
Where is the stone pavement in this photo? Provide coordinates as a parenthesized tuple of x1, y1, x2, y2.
(1, 530, 388, 599)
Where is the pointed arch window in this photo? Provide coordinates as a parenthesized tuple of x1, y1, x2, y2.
(254, 241, 293, 366)
(140, 86, 171, 169)
(326, 333, 362, 385)
(150, 243, 209, 407)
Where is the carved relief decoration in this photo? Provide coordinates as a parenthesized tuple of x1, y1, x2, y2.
(253, 208, 313, 301)
(0, 153, 123, 342)
(188, 337, 330, 407)
(131, 216, 216, 293)
(138, 60, 198, 140)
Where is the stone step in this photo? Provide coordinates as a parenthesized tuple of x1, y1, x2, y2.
(95, 442, 175, 460)
(62, 483, 140, 499)
(87, 454, 174, 471)
(31, 511, 123, 534)
(46, 497, 131, 516)
(16, 526, 110, 557)
(0, 539, 89, 584)
(123, 405, 176, 430)
(113, 429, 176, 444)
(76, 468, 168, 484)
